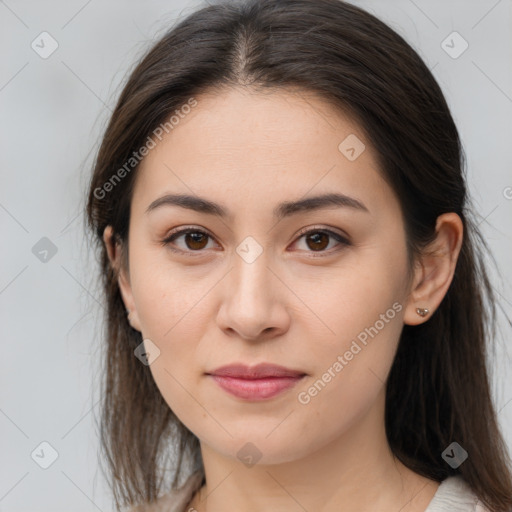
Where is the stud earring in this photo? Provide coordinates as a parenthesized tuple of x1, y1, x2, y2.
(416, 307, 429, 317)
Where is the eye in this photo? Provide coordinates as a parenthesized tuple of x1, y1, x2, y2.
(160, 227, 216, 255)
(290, 225, 350, 256)
(160, 225, 350, 257)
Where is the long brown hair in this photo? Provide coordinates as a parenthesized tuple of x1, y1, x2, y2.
(85, 0, 512, 510)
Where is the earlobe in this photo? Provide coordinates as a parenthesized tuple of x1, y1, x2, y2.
(126, 308, 142, 332)
(403, 257, 433, 326)
(403, 213, 463, 326)
(102, 225, 142, 333)
(118, 267, 143, 332)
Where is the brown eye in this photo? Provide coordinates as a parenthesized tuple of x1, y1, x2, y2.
(292, 227, 350, 256)
(161, 225, 350, 257)
(305, 232, 330, 251)
(161, 228, 215, 253)
(182, 231, 209, 250)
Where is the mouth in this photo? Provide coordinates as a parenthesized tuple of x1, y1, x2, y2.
(205, 363, 307, 401)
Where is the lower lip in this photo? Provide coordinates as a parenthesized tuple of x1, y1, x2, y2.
(208, 375, 305, 401)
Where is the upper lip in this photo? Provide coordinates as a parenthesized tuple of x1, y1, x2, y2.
(206, 363, 306, 379)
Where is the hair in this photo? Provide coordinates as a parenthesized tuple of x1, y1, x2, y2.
(84, 0, 512, 510)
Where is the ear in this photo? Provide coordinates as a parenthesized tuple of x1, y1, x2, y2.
(103, 225, 142, 332)
(403, 213, 464, 326)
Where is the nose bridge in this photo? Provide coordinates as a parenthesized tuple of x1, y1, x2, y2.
(230, 236, 274, 308)
(216, 234, 286, 338)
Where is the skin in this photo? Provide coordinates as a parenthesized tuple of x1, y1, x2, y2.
(103, 86, 463, 511)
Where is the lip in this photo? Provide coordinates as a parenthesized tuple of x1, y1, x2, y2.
(206, 363, 306, 401)
(208, 363, 306, 379)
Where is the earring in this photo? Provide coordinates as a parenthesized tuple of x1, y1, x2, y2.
(416, 307, 429, 317)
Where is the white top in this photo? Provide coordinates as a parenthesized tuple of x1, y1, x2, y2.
(128, 471, 491, 512)
(425, 476, 490, 512)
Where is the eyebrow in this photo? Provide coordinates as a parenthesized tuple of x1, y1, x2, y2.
(145, 192, 369, 220)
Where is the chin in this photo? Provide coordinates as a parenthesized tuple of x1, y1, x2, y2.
(202, 430, 317, 467)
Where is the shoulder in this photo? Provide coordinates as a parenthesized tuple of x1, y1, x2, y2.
(425, 476, 491, 512)
(126, 469, 204, 512)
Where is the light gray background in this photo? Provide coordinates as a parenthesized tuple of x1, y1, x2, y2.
(1, 0, 511, 510)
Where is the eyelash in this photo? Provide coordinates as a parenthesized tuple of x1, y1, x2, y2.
(160, 225, 351, 258)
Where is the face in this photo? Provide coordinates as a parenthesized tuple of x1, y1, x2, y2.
(115, 87, 414, 465)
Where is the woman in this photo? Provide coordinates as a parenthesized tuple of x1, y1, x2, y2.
(85, 0, 512, 510)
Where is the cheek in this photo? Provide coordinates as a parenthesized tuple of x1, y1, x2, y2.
(128, 252, 212, 419)
(289, 239, 407, 413)
(284, 293, 404, 462)
(288, 241, 407, 353)
(131, 249, 208, 341)
(296, 287, 404, 409)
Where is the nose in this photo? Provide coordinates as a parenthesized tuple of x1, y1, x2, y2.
(216, 248, 291, 342)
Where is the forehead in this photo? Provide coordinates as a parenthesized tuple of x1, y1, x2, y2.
(132, 86, 395, 218)
(144, 86, 367, 161)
